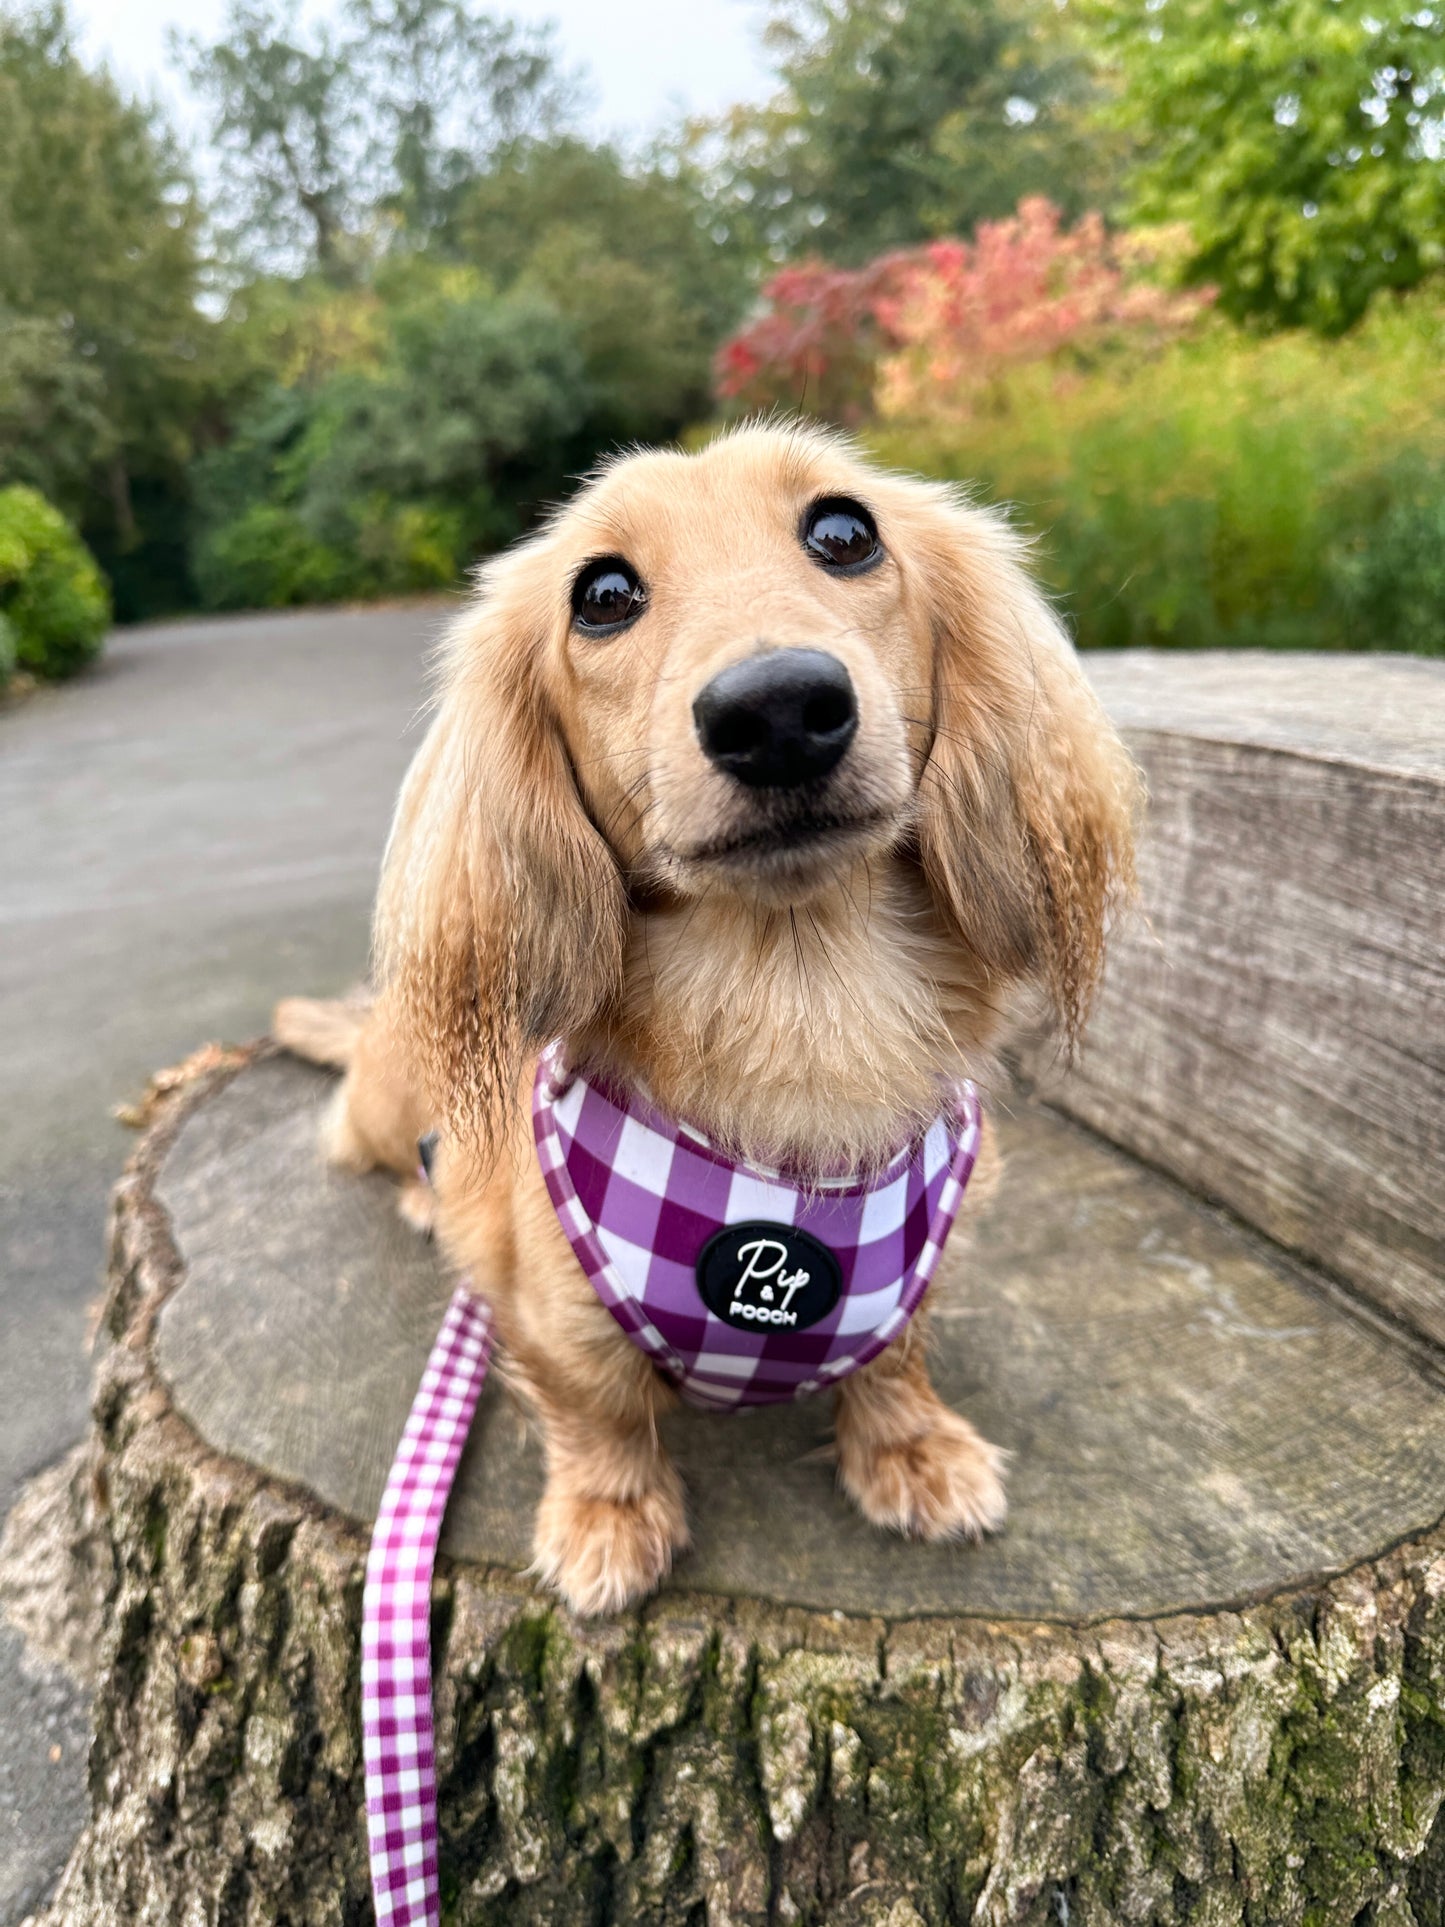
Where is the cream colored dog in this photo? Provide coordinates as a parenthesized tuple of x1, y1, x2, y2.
(275, 423, 1138, 1615)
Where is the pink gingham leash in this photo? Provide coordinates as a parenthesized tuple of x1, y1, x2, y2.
(362, 1283, 494, 1926)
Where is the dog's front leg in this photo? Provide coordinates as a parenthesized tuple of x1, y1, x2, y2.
(833, 1315, 1007, 1542)
(439, 1160, 690, 1617)
(515, 1345, 690, 1616)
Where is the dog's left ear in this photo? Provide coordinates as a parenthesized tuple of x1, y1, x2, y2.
(906, 491, 1140, 1052)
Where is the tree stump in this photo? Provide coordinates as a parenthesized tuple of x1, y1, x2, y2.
(24, 1045, 1445, 1927)
(25, 652, 1445, 1927)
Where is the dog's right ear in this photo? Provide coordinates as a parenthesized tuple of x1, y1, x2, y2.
(373, 560, 627, 1157)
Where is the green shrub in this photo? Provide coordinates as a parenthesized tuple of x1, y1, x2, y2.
(191, 503, 347, 612)
(192, 497, 465, 611)
(191, 274, 589, 611)
(1327, 461, 1445, 657)
(0, 484, 111, 679)
(869, 301, 1445, 654)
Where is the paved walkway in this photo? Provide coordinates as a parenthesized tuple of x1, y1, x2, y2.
(0, 605, 439, 1920)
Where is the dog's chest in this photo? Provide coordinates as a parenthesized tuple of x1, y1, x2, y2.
(619, 883, 967, 1161)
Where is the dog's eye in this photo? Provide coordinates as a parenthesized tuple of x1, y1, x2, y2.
(801, 497, 882, 574)
(572, 557, 647, 635)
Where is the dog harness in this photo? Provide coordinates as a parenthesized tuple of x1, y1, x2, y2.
(532, 1041, 982, 1409)
(364, 1046, 982, 1923)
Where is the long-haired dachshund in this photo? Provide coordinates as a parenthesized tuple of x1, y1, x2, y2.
(275, 423, 1138, 1615)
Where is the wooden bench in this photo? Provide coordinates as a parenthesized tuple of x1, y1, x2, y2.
(23, 652, 1445, 1927)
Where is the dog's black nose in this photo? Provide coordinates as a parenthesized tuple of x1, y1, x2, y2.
(692, 648, 858, 790)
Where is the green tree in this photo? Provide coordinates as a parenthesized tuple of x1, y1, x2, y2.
(301, 271, 588, 550)
(453, 139, 753, 438)
(171, 0, 359, 273)
(0, 3, 212, 612)
(695, 0, 1114, 264)
(177, 0, 571, 273)
(0, 312, 114, 512)
(1085, 0, 1445, 333)
(356, 0, 570, 240)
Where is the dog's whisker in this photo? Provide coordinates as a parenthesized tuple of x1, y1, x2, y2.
(803, 904, 876, 1031)
(596, 772, 653, 845)
(786, 907, 813, 1022)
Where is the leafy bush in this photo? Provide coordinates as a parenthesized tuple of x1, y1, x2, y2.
(192, 274, 589, 610)
(191, 503, 347, 612)
(868, 301, 1445, 654)
(0, 483, 110, 679)
(716, 255, 906, 424)
(718, 199, 1208, 423)
(876, 204, 1208, 418)
(1329, 461, 1445, 656)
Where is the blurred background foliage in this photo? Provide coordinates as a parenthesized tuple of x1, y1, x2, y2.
(0, 0, 1443, 673)
(0, 483, 111, 678)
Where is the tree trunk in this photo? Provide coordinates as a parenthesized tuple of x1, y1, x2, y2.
(107, 456, 137, 550)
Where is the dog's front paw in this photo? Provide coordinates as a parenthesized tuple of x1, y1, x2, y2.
(838, 1407, 1008, 1543)
(531, 1475, 690, 1616)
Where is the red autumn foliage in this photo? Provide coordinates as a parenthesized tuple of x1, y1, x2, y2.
(716, 198, 1212, 423)
(715, 253, 911, 424)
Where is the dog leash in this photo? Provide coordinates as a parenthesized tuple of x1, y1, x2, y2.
(362, 1283, 494, 1927)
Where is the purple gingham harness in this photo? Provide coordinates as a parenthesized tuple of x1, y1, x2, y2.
(532, 1042, 982, 1409)
(364, 1046, 982, 1922)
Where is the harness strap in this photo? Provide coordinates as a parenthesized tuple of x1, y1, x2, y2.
(362, 1284, 493, 1926)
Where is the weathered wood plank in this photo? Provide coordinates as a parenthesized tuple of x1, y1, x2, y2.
(1039, 652, 1445, 1348)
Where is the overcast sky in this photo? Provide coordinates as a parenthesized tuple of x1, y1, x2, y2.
(74, 0, 779, 143)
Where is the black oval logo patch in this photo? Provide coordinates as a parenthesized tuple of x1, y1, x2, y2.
(696, 1222, 842, 1334)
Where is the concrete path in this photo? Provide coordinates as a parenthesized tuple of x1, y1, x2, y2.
(0, 605, 440, 1920)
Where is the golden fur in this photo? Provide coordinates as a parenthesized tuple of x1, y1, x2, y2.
(273, 423, 1139, 1615)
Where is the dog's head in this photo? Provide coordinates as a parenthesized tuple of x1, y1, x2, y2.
(377, 424, 1139, 1145)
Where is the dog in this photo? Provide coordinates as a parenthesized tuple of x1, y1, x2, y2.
(274, 422, 1139, 1615)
